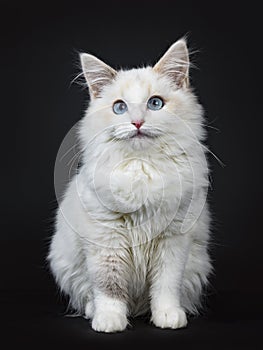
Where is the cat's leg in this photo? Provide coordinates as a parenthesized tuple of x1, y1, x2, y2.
(150, 234, 191, 329)
(180, 206, 212, 313)
(88, 248, 130, 333)
(84, 296, 95, 319)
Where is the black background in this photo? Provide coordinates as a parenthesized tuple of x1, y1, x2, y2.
(1, 0, 262, 349)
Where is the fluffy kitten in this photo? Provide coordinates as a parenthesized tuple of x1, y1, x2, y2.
(48, 38, 212, 333)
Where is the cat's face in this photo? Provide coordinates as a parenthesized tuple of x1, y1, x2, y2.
(79, 39, 203, 152)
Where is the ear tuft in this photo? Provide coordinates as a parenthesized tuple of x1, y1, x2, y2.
(80, 53, 117, 98)
(153, 38, 190, 88)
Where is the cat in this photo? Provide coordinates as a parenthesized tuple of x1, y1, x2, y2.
(48, 38, 212, 333)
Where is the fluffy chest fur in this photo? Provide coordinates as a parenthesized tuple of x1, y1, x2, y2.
(78, 141, 199, 249)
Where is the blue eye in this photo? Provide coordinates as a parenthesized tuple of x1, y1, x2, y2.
(147, 96, 164, 111)
(113, 100, 128, 115)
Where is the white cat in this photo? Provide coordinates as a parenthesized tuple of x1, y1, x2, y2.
(48, 38, 212, 333)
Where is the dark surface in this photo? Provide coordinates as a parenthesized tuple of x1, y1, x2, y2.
(1, 0, 262, 348)
(2, 289, 262, 349)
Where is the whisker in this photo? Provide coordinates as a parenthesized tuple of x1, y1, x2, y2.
(187, 121, 220, 132)
(164, 112, 224, 167)
(202, 144, 225, 167)
(66, 148, 83, 167)
(68, 151, 82, 177)
(59, 143, 79, 162)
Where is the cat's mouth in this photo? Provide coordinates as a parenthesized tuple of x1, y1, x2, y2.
(112, 126, 162, 141)
(130, 130, 151, 139)
(129, 129, 159, 139)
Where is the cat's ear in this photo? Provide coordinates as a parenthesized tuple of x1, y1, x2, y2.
(153, 39, 190, 88)
(80, 53, 117, 98)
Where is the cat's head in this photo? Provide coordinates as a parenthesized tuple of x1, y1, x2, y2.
(79, 39, 204, 154)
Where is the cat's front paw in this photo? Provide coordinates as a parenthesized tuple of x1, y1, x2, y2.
(151, 307, 187, 329)
(92, 310, 128, 333)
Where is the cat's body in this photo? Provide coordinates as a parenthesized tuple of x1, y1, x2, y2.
(48, 39, 212, 332)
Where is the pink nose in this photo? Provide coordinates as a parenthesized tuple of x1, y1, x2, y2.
(132, 121, 144, 129)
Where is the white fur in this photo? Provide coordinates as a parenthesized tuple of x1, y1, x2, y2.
(91, 292, 128, 333)
(48, 40, 212, 333)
